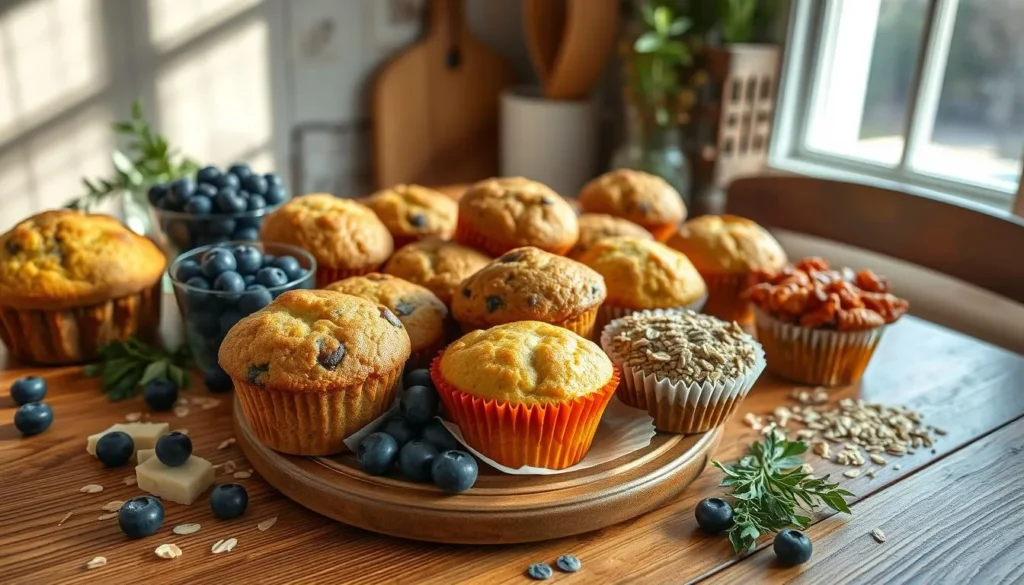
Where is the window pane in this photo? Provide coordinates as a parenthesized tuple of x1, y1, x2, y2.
(911, 0, 1024, 192)
(805, 0, 929, 165)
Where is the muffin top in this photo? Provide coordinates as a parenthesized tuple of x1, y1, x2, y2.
(452, 247, 605, 328)
(324, 273, 447, 352)
(383, 238, 491, 305)
(578, 169, 686, 229)
(364, 184, 458, 243)
(577, 237, 706, 309)
(0, 210, 166, 309)
(439, 321, 614, 404)
(219, 290, 411, 392)
(667, 215, 786, 274)
(457, 177, 579, 253)
(259, 194, 393, 269)
(568, 213, 653, 259)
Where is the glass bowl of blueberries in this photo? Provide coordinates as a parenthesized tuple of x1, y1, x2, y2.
(169, 241, 315, 391)
(148, 163, 288, 257)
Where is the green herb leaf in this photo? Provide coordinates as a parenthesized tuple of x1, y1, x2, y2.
(139, 360, 168, 386)
(92, 336, 193, 401)
(634, 32, 662, 53)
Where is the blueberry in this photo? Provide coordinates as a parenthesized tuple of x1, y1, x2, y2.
(186, 275, 211, 291)
(214, 271, 245, 302)
(204, 367, 234, 392)
(155, 431, 192, 467)
(231, 227, 260, 242)
(271, 256, 304, 281)
(421, 420, 460, 453)
(242, 174, 268, 195)
(118, 496, 164, 539)
(215, 190, 247, 214)
(10, 376, 47, 405)
(219, 309, 243, 336)
(175, 259, 202, 282)
(210, 483, 249, 519)
(228, 163, 252, 180)
(430, 450, 477, 493)
(265, 173, 282, 187)
(357, 432, 399, 476)
(184, 194, 213, 215)
(246, 194, 266, 211)
(167, 178, 196, 206)
(264, 184, 286, 205)
(143, 379, 178, 412)
(147, 184, 168, 206)
(381, 416, 420, 447)
(14, 402, 53, 436)
(197, 165, 222, 184)
(195, 183, 218, 198)
(695, 498, 734, 534)
(214, 173, 240, 190)
(398, 440, 438, 482)
(201, 248, 237, 278)
(242, 274, 256, 287)
(527, 563, 553, 580)
(206, 218, 236, 236)
(187, 311, 222, 339)
(239, 284, 273, 315)
(96, 431, 134, 467)
(555, 555, 582, 573)
(232, 245, 263, 275)
(255, 267, 288, 288)
(774, 529, 813, 566)
(404, 369, 433, 390)
(400, 385, 439, 425)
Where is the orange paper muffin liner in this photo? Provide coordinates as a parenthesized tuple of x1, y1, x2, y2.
(0, 282, 162, 365)
(233, 365, 403, 456)
(456, 306, 600, 340)
(430, 356, 620, 470)
(645, 222, 678, 243)
(315, 265, 381, 289)
(701, 273, 755, 324)
(455, 218, 573, 257)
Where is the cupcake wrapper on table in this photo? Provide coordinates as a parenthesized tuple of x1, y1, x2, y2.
(233, 366, 403, 456)
(315, 266, 381, 289)
(752, 306, 885, 387)
(701, 273, 756, 324)
(595, 295, 708, 337)
(430, 357, 620, 470)
(0, 283, 162, 365)
(454, 218, 573, 258)
(457, 306, 600, 340)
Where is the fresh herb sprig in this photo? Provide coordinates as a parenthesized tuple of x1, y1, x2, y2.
(84, 336, 192, 401)
(712, 430, 853, 553)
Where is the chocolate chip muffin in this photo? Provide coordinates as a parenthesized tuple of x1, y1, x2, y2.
(260, 194, 393, 287)
(578, 170, 686, 241)
(568, 213, 653, 260)
(364, 184, 458, 247)
(383, 238, 491, 306)
(219, 289, 411, 455)
(452, 247, 606, 339)
(325, 273, 447, 368)
(0, 210, 165, 364)
(455, 177, 579, 256)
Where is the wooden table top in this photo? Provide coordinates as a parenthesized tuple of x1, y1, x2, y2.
(2, 314, 1023, 585)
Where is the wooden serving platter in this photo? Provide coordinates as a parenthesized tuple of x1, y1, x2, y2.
(233, 396, 721, 544)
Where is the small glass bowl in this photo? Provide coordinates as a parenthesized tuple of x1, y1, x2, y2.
(168, 241, 316, 377)
(149, 202, 285, 258)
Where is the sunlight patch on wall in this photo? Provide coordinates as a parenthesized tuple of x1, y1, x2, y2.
(148, 0, 261, 51)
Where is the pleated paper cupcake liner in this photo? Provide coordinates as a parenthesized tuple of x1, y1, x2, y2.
(645, 222, 678, 243)
(752, 306, 885, 387)
(456, 306, 600, 340)
(701, 272, 755, 324)
(454, 218, 573, 257)
(430, 355, 620, 470)
(595, 294, 708, 338)
(316, 265, 382, 289)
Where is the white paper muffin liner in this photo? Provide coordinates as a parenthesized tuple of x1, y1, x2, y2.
(595, 293, 708, 338)
(600, 308, 766, 434)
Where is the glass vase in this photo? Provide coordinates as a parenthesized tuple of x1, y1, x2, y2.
(610, 105, 692, 209)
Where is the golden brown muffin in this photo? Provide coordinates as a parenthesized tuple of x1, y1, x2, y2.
(325, 273, 447, 368)
(383, 238, 491, 305)
(455, 177, 579, 256)
(0, 210, 165, 364)
(220, 289, 410, 455)
(363, 184, 458, 247)
(260, 194, 393, 287)
(568, 213, 653, 260)
(452, 247, 605, 338)
(578, 170, 686, 241)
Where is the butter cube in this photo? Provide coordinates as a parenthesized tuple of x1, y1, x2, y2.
(87, 423, 169, 459)
(137, 449, 156, 464)
(135, 455, 214, 505)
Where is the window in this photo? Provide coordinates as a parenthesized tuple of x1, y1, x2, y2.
(772, 0, 1024, 212)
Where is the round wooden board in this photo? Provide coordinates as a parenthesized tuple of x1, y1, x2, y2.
(233, 396, 721, 544)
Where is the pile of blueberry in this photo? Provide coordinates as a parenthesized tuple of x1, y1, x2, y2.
(173, 244, 311, 391)
(148, 163, 287, 252)
(356, 369, 479, 493)
(10, 376, 53, 436)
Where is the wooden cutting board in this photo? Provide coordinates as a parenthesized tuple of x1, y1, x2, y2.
(373, 0, 516, 189)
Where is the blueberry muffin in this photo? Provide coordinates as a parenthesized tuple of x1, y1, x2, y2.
(578, 170, 686, 241)
(219, 290, 411, 455)
(383, 238, 491, 306)
(568, 213, 653, 260)
(0, 210, 165, 364)
(364, 184, 458, 247)
(325, 273, 447, 368)
(455, 177, 578, 256)
(452, 247, 606, 339)
(260, 194, 393, 287)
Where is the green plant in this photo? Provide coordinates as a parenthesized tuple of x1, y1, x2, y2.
(84, 336, 192, 401)
(628, 1, 693, 127)
(67, 100, 198, 211)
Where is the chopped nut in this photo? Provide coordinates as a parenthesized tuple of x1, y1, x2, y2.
(871, 528, 886, 543)
(154, 544, 183, 559)
(812, 441, 830, 459)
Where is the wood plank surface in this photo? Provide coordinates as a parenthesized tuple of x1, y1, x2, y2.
(1, 316, 1023, 584)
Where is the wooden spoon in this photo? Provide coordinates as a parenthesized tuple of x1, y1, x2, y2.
(545, 0, 620, 100)
(523, 0, 567, 89)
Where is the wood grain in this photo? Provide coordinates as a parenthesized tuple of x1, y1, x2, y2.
(2, 316, 1023, 584)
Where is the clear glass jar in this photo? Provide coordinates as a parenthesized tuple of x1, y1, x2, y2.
(610, 105, 692, 209)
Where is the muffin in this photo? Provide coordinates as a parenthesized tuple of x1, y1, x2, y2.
(744, 257, 910, 387)
(383, 238, 491, 305)
(431, 321, 619, 469)
(667, 215, 786, 322)
(568, 213, 653, 260)
(219, 290, 411, 455)
(578, 169, 686, 241)
(260, 194, 393, 287)
(363, 184, 458, 247)
(455, 177, 579, 256)
(0, 210, 165, 364)
(452, 247, 605, 339)
(577, 236, 707, 332)
(325, 273, 447, 369)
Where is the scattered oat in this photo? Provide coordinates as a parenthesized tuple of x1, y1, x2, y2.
(176, 397, 189, 407)
(125, 412, 142, 422)
(233, 471, 252, 479)
(57, 511, 73, 526)
(871, 528, 886, 543)
(218, 438, 236, 450)
(123, 475, 137, 486)
(933, 426, 947, 436)
(893, 464, 902, 471)
(843, 469, 861, 478)
(85, 556, 107, 570)
(100, 501, 123, 512)
(80, 484, 104, 494)
(174, 406, 190, 418)
(154, 544, 183, 559)
(866, 468, 877, 479)
(800, 463, 814, 474)
(257, 517, 278, 532)
(222, 461, 237, 474)
(211, 538, 238, 554)
(869, 454, 887, 466)
(173, 523, 202, 535)
(201, 399, 221, 411)
(98, 513, 118, 521)
(812, 440, 830, 459)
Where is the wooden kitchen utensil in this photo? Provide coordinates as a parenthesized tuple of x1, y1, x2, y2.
(373, 0, 516, 189)
(545, 0, 620, 100)
(523, 0, 566, 88)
